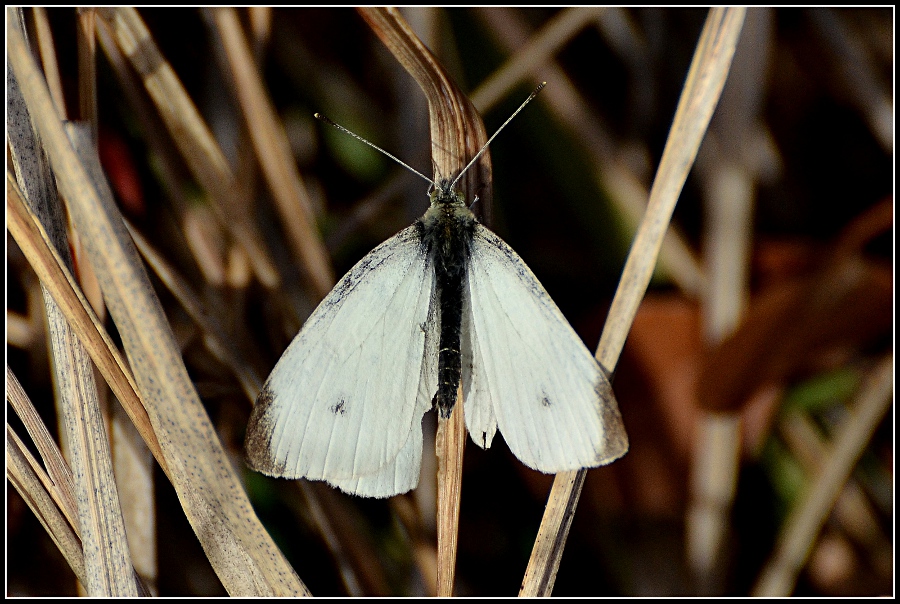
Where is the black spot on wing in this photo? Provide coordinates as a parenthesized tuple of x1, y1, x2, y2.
(330, 399, 347, 416)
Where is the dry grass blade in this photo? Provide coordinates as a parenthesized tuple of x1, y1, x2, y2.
(687, 9, 773, 590)
(358, 7, 491, 596)
(125, 221, 264, 403)
(110, 402, 158, 596)
(71, 40, 159, 583)
(520, 7, 747, 596)
(9, 177, 163, 592)
(520, 469, 588, 596)
(8, 29, 138, 593)
(7, 367, 78, 528)
(752, 354, 894, 596)
(76, 8, 97, 137)
(701, 164, 756, 341)
(205, 7, 335, 300)
(71, 6, 108, 319)
(807, 9, 892, 154)
(295, 483, 365, 596)
(473, 7, 707, 299)
(9, 271, 134, 595)
(435, 385, 466, 597)
(92, 15, 233, 289)
(779, 410, 893, 577)
(7, 425, 87, 587)
(7, 401, 151, 596)
(7, 174, 165, 474)
(686, 412, 742, 591)
(359, 7, 490, 206)
(7, 15, 308, 596)
(94, 7, 281, 289)
(597, 6, 746, 368)
(31, 7, 66, 115)
(603, 163, 708, 299)
(470, 7, 603, 112)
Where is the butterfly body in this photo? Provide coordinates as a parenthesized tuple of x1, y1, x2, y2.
(418, 180, 476, 417)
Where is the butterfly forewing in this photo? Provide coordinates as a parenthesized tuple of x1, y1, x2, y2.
(463, 225, 628, 472)
(246, 226, 435, 484)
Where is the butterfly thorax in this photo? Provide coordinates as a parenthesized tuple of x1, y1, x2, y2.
(417, 180, 477, 417)
(420, 181, 476, 270)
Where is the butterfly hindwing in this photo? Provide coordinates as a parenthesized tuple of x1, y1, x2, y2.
(463, 225, 628, 473)
(327, 416, 424, 497)
(461, 275, 498, 449)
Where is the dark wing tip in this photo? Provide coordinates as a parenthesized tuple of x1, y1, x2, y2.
(244, 385, 285, 474)
(596, 377, 630, 464)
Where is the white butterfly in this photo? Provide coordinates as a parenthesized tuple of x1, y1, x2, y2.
(245, 89, 628, 498)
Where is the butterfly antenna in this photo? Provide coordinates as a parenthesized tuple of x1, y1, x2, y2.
(449, 82, 546, 191)
(315, 113, 436, 187)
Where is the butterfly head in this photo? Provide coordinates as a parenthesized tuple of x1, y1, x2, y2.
(428, 178, 467, 209)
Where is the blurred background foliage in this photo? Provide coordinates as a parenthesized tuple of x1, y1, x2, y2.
(6, 7, 892, 596)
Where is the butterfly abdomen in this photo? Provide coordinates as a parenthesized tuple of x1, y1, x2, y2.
(418, 184, 477, 417)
